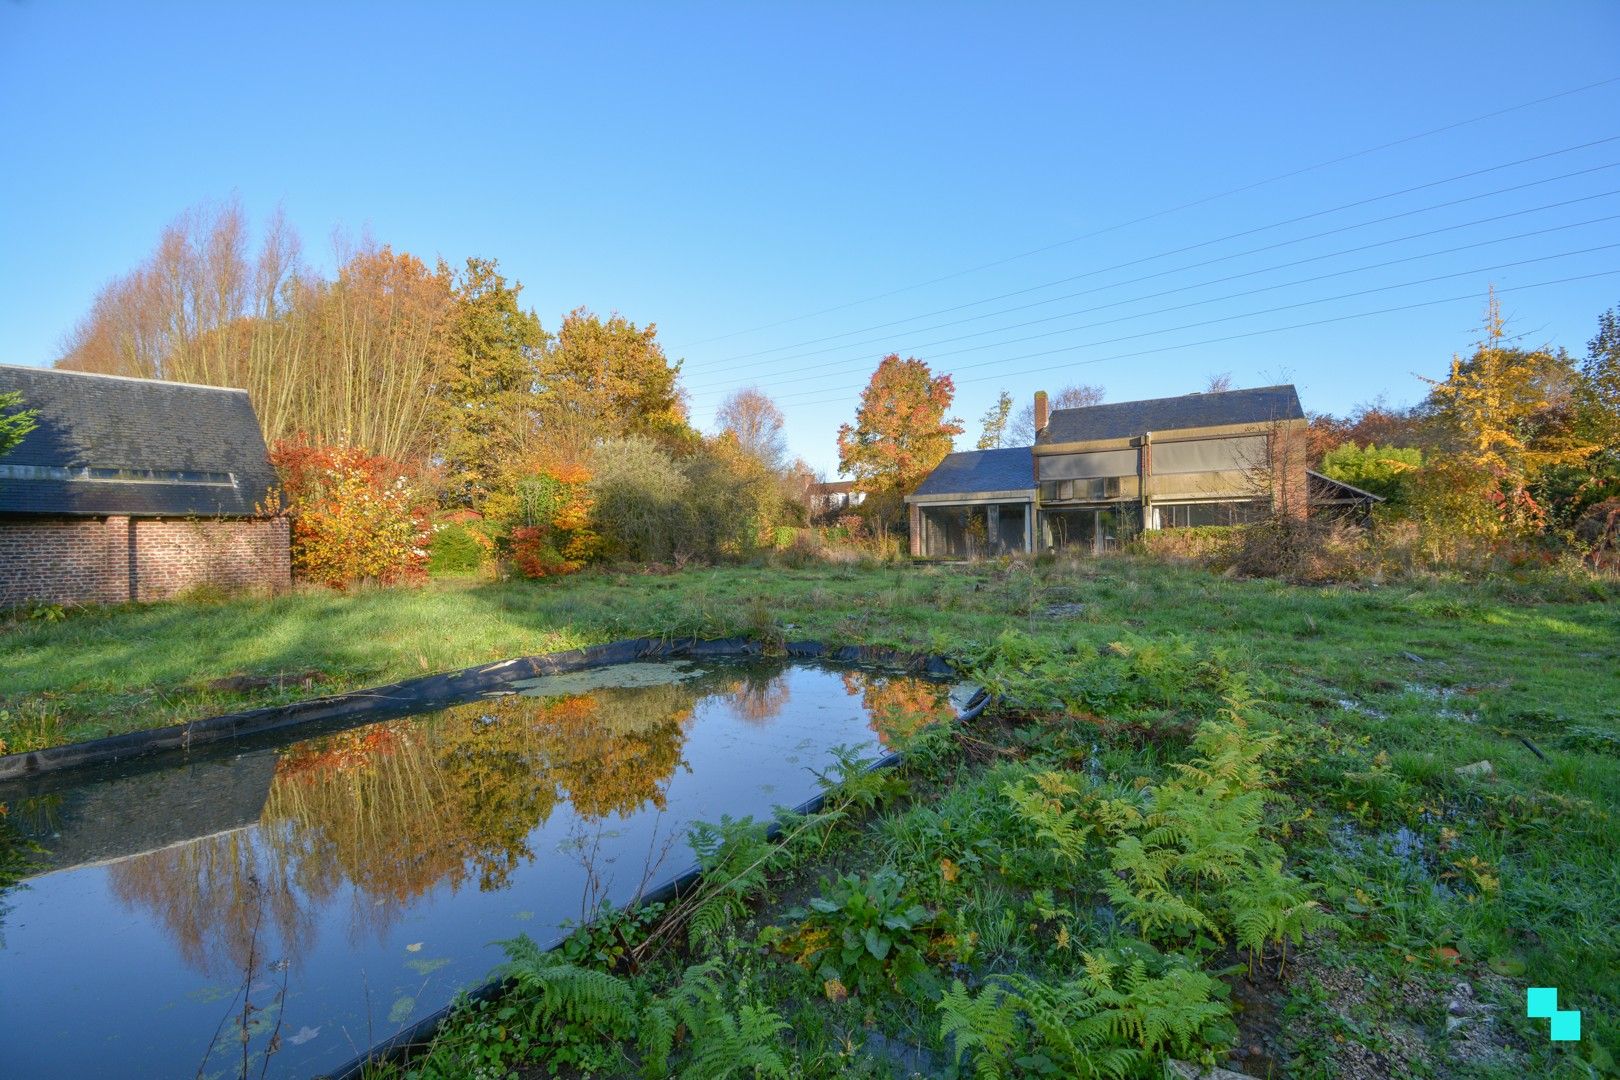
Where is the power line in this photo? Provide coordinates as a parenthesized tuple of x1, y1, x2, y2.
(748, 245, 1620, 407)
(674, 76, 1620, 350)
(684, 182, 1620, 385)
(682, 134, 1620, 371)
(770, 269, 1620, 412)
(684, 212, 1620, 399)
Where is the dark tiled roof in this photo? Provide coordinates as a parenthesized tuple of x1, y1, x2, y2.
(1040, 384, 1304, 445)
(0, 365, 279, 517)
(911, 446, 1034, 497)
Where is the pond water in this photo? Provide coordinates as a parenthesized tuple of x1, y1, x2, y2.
(0, 659, 959, 1079)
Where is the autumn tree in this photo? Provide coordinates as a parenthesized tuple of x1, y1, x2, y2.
(537, 308, 692, 460)
(715, 386, 787, 470)
(299, 244, 456, 462)
(1009, 383, 1104, 443)
(438, 258, 547, 503)
(57, 197, 311, 439)
(976, 390, 1013, 450)
(54, 200, 456, 462)
(1307, 396, 1424, 465)
(836, 353, 963, 528)
(1421, 290, 1597, 533)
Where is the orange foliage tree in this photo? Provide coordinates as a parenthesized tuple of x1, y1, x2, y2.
(836, 354, 963, 527)
(270, 438, 431, 588)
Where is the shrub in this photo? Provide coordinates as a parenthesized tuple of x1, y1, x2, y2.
(427, 522, 489, 575)
(1137, 525, 1242, 565)
(506, 463, 599, 578)
(1230, 517, 1364, 583)
(270, 438, 430, 589)
(1320, 443, 1423, 505)
(682, 434, 784, 558)
(589, 436, 696, 562)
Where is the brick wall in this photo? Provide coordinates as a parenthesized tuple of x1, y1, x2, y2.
(0, 516, 290, 608)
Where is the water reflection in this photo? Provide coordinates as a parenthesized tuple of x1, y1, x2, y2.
(844, 670, 955, 746)
(106, 683, 696, 976)
(0, 661, 955, 1080)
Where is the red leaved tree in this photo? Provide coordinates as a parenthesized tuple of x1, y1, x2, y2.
(270, 438, 431, 588)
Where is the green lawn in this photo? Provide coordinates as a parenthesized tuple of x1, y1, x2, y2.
(4, 558, 1618, 1077)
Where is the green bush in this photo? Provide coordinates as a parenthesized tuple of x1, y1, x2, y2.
(427, 522, 487, 575)
(589, 436, 697, 562)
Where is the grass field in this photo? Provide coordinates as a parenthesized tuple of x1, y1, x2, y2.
(3, 558, 1618, 1076)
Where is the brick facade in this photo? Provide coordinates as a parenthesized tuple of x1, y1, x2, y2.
(0, 515, 290, 608)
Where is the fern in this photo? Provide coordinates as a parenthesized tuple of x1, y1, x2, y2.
(683, 816, 781, 949)
(641, 961, 791, 1079)
(937, 951, 1231, 1079)
(938, 979, 1019, 1080)
(495, 933, 637, 1034)
(1001, 770, 1094, 866)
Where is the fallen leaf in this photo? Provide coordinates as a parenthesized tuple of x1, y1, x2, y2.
(823, 978, 848, 1004)
(406, 942, 423, 953)
(1433, 946, 1461, 964)
(939, 858, 959, 884)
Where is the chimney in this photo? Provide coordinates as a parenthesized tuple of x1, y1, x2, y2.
(1034, 390, 1049, 437)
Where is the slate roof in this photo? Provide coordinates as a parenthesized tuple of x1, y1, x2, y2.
(1040, 384, 1305, 445)
(0, 365, 279, 517)
(910, 446, 1034, 497)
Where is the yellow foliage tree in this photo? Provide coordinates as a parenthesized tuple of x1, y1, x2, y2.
(1422, 290, 1598, 533)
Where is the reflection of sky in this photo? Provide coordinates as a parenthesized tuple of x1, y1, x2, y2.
(0, 661, 950, 1080)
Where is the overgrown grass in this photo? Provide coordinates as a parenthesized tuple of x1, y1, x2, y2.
(4, 557, 1618, 1075)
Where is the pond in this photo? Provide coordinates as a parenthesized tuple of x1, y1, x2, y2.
(0, 658, 963, 1079)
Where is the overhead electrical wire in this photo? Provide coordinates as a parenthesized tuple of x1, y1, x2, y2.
(683, 133, 1620, 372)
(684, 211, 1620, 400)
(743, 245, 1620, 408)
(765, 269, 1620, 411)
(683, 185, 1620, 385)
(674, 75, 1620, 349)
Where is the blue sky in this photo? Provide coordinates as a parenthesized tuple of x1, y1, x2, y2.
(2, 1, 1618, 472)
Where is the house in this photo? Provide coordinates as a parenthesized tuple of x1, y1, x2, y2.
(906, 384, 1320, 558)
(809, 480, 866, 518)
(0, 365, 290, 607)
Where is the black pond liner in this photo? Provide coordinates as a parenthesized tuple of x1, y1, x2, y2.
(0, 637, 963, 782)
(315, 667, 991, 1080)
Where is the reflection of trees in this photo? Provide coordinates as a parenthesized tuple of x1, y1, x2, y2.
(107, 830, 319, 978)
(106, 685, 693, 977)
(725, 671, 791, 725)
(839, 672, 953, 747)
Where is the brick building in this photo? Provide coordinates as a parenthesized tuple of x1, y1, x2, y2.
(0, 365, 290, 607)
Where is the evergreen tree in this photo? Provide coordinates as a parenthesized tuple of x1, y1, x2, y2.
(976, 390, 1013, 450)
(438, 258, 548, 504)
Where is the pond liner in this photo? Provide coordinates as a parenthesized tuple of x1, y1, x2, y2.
(0, 637, 961, 783)
(319, 681, 991, 1080)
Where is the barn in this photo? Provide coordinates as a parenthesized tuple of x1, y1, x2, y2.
(0, 365, 289, 607)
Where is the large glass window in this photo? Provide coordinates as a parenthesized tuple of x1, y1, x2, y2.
(1040, 476, 1122, 503)
(1152, 500, 1270, 528)
(919, 502, 1029, 558)
(1039, 504, 1142, 555)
